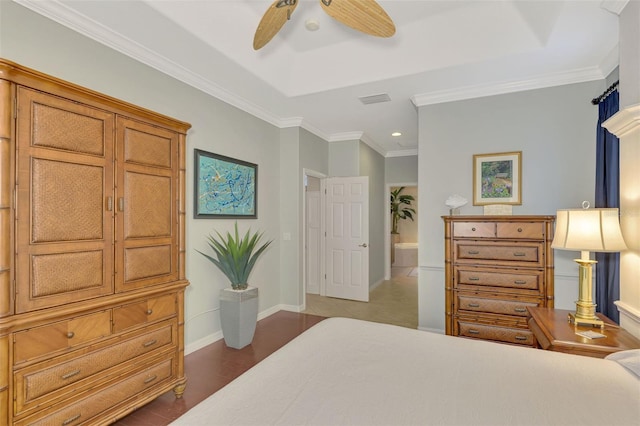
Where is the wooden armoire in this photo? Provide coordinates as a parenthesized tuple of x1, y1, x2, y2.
(0, 59, 190, 425)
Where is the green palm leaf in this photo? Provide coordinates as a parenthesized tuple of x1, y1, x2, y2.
(196, 222, 273, 290)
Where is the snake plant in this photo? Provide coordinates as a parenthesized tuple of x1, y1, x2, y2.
(197, 222, 272, 290)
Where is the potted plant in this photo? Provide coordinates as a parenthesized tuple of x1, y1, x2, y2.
(390, 187, 416, 235)
(390, 187, 416, 264)
(197, 222, 273, 349)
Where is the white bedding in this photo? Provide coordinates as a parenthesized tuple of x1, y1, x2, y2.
(172, 317, 640, 425)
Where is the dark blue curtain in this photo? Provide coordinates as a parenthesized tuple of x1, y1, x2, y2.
(595, 89, 620, 322)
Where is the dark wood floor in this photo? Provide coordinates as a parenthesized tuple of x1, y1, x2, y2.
(114, 311, 326, 425)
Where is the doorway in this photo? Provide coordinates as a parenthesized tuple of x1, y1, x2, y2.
(303, 172, 370, 303)
(386, 183, 418, 280)
(302, 175, 418, 328)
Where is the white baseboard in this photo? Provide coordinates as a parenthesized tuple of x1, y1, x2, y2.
(185, 305, 295, 355)
(418, 326, 444, 334)
(369, 277, 385, 291)
(185, 330, 223, 355)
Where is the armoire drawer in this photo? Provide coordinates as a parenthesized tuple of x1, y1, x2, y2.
(456, 321, 534, 346)
(455, 268, 542, 293)
(455, 294, 541, 317)
(14, 320, 176, 415)
(496, 222, 544, 240)
(113, 293, 177, 332)
(15, 356, 175, 426)
(14, 310, 112, 364)
(454, 242, 543, 266)
(453, 222, 495, 238)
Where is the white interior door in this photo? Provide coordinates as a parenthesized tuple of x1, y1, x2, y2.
(325, 177, 369, 302)
(305, 190, 321, 295)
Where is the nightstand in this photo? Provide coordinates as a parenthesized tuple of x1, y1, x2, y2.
(527, 307, 640, 358)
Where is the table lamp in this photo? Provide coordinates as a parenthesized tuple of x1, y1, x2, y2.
(551, 205, 627, 327)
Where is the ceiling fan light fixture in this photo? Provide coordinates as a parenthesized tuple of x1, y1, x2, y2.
(305, 19, 320, 31)
(254, 0, 394, 50)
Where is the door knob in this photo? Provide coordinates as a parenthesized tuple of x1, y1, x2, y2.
(359, 243, 368, 248)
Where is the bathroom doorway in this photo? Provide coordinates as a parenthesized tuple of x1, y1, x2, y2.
(386, 184, 418, 280)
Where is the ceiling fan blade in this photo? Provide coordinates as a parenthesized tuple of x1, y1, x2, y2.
(253, 0, 299, 50)
(320, 0, 395, 38)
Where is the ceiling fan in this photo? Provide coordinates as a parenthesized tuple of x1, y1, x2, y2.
(253, 0, 396, 50)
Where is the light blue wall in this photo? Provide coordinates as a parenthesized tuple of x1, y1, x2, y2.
(359, 142, 386, 287)
(0, 1, 285, 348)
(385, 156, 418, 183)
(279, 127, 302, 308)
(300, 128, 329, 175)
(417, 80, 606, 332)
(329, 140, 359, 176)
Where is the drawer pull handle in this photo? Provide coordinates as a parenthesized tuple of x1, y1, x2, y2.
(62, 414, 81, 425)
(468, 329, 480, 335)
(517, 227, 523, 232)
(146, 309, 153, 315)
(66, 331, 75, 339)
(468, 303, 480, 308)
(514, 308, 527, 313)
(468, 250, 480, 255)
(514, 280, 527, 284)
(513, 252, 526, 257)
(468, 277, 480, 281)
(61, 369, 81, 380)
(143, 339, 158, 348)
(471, 227, 476, 231)
(144, 374, 158, 384)
(515, 336, 528, 341)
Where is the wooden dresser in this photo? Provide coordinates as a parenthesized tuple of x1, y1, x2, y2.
(0, 59, 190, 425)
(443, 215, 555, 347)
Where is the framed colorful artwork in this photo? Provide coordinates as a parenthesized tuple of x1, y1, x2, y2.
(473, 151, 522, 205)
(194, 149, 257, 218)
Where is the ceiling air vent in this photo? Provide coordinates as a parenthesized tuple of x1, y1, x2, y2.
(358, 93, 391, 105)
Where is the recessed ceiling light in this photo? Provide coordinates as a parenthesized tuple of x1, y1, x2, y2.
(391, 132, 402, 137)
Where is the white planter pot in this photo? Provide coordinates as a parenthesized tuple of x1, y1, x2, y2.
(219, 287, 258, 349)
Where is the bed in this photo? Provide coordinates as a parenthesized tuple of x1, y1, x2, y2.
(171, 317, 640, 425)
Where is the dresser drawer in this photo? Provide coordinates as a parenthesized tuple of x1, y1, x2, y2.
(15, 321, 176, 415)
(113, 293, 176, 333)
(455, 267, 542, 293)
(453, 222, 495, 238)
(454, 241, 543, 267)
(456, 294, 541, 317)
(496, 222, 544, 239)
(15, 356, 175, 426)
(457, 321, 534, 346)
(14, 310, 111, 364)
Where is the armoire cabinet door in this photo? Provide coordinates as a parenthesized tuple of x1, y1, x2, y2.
(115, 117, 179, 291)
(15, 88, 115, 312)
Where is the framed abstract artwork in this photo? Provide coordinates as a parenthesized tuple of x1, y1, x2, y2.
(473, 151, 522, 205)
(194, 149, 257, 218)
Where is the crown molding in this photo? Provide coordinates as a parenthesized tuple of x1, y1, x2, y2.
(386, 149, 418, 158)
(602, 103, 640, 137)
(411, 67, 605, 107)
(360, 133, 387, 157)
(601, 0, 630, 15)
(14, 0, 289, 129)
(328, 131, 386, 157)
(279, 117, 304, 128)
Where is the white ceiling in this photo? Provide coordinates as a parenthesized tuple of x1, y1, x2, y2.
(15, 0, 623, 156)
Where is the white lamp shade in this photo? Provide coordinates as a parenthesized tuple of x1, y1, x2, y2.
(552, 208, 627, 252)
